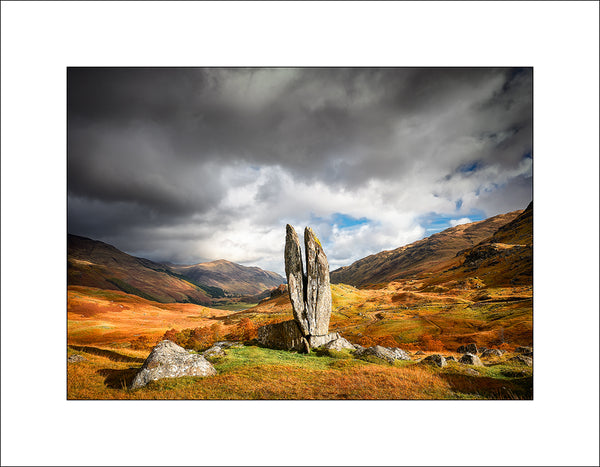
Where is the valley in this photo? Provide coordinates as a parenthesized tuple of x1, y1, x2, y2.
(67, 203, 533, 400)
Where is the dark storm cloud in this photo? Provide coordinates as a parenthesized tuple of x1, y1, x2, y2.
(68, 67, 532, 269)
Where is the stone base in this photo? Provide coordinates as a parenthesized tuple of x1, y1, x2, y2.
(308, 333, 340, 348)
(256, 321, 340, 352)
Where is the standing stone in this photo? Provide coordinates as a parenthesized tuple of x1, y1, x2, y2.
(285, 224, 310, 336)
(304, 227, 332, 337)
(259, 225, 336, 352)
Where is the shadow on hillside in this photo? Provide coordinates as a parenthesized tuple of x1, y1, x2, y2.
(68, 345, 145, 363)
(440, 373, 533, 400)
(97, 367, 140, 390)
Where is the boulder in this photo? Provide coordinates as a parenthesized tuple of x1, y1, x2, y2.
(516, 346, 533, 355)
(458, 353, 484, 366)
(213, 341, 244, 349)
(130, 340, 216, 389)
(457, 343, 478, 354)
(308, 332, 341, 349)
(356, 345, 410, 363)
(323, 337, 356, 351)
(256, 320, 310, 352)
(68, 355, 86, 363)
(353, 343, 364, 351)
(422, 354, 447, 368)
(480, 348, 503, 358)
(510, 355, 533, 366)
(445, 355, 457, 362)
(203, 345, 226, 358)
(479, 346, 488, 354)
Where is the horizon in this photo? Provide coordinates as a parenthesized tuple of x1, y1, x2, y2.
(68, 67, 533, 277)
(67, 203, 529, 277)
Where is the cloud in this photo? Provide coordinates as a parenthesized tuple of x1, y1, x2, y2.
(68, 68, 533, 275)
(449, 218, 473, 227)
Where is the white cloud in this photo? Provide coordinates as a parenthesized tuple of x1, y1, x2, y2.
(449, 217, 472, 227)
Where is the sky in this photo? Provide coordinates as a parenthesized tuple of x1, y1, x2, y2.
(67, 67, 532, 276)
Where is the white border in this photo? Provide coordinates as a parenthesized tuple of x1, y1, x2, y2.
(2, 2, 599, 466)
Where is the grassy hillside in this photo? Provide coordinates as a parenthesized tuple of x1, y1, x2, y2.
(68, 234, 217, 304)
(68, 344, 532, 400)
(330, 210, 522, 287)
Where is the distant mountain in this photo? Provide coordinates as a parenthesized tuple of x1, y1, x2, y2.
(68, 234, 217, 305)
(171, 259, 285, 296)
(330, 209, 524, 287)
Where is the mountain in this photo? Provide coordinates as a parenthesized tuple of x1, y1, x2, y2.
(68, 234, 217, 305)
(170, 259, 285, 296)
(330, 209, 524, 287)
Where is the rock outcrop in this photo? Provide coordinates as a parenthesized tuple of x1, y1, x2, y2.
(480, 348, 504, 358)
(422, 354, 447, 367)
(356, 345, 411, 363)
(457, 343, 478, 354)
(323, 337, 356, 351)
(258, 225, 337, 352)
(130, 340, 216, 389)
(458, 353, 484, 366)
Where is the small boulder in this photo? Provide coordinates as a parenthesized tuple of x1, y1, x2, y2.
(478, 346, 488, 354)
(510, 355, 533, 366)
(357, 345, 410, 363)
(516, 346, 533, 355)
(457, 343, 478, 354)
(458, 353, 484, 366)
(480, 348, 503, 358)
(213, 341, 244, 349)
(203, 345, 226, 358)
(323, 337, 355, 351)
(421, 354, 446, 368)
(130, 340, 216, 389)
(68, 355, 86, 363)
(445, 355, 457, 362)
(353, 343, 364, 351)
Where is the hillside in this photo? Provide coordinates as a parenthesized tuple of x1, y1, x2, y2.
(330, 210, 523, 287)
(68, 234, 216, 305)
(171, 259, 284, 296)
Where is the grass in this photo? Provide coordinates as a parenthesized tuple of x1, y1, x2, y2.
(67, 345, 532, 400)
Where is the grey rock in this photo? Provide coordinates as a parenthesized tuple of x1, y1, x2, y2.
(323, 337, 355, 351)
(308, 332, 340, 349)
(357, 345, 410, 363)
(445, 355, 457, 362)
(68, 355, 86, 363)
(213, 341, 244, 349)
(458, 353, 484, 366)
(304, 227, 332, 336)
(130, 340, 216, 389)
(203, 345, 226, 358)
(256, 320, 309, 352)
(285, 225, 310, 336)
(478, 346, 488, 354)
(516, 346, 533, 355)
(353, 343, 364, 351)
(457, 343, 478, 354)
(481, 348, 503, 358)
(510, 355, 533, 366)
(422, 354, 447, 368)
